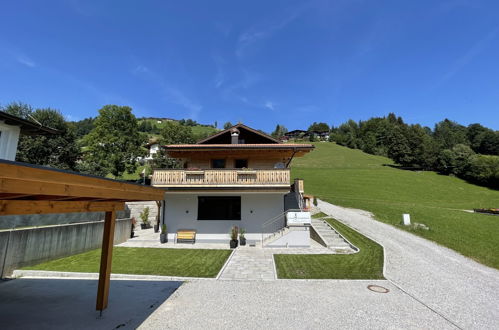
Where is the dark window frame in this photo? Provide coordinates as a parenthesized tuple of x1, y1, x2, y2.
(211, 159, 226, 168)
(235, 159, 248, 168)
(197, 196, 241, 220)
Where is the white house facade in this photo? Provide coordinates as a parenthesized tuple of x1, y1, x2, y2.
(151, 123, 314, 245)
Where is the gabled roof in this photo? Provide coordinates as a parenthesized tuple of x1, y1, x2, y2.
(197, 123, 280, 144)
(0, 111, 60, 135)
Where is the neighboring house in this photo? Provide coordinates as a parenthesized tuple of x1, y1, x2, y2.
(0, 111, 58, 161)
(151, 123, 314, 244)
(144, 140, 160, 161)
(284, 129, 329, 141)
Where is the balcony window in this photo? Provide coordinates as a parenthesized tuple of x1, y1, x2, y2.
(211, 159, 226, 168)
(235, 159, 248, 168)
(198, 196, 241, 220)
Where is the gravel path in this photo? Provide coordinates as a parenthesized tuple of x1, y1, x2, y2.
(318, 199, 499, 329)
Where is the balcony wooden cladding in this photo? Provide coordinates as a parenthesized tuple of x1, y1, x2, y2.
(152, 169, 291, 188)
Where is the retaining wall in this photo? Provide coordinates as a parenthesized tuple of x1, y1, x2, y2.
(0, 218, 131, 278)
(126, 201, 160, 230)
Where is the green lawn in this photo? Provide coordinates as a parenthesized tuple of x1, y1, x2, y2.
(292, 142, 499, 269)
(23, 247, 232, 278)
(274, 216, 384, 279)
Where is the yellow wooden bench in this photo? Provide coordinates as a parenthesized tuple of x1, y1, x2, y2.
(176, 230, 196, 244)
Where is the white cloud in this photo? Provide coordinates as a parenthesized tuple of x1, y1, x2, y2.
(17, 55, 35, 68)
(236, 8, 305, 59)
(165, 87, 202, 120)
(264, 101, 275, 111)
(132, 65, 149, 74)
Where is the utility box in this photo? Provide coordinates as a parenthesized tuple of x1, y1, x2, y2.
(402, 214, 411, 226)
(286, 211, 311, 226)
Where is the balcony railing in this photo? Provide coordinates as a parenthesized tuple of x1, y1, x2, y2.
(152, 168, 290, 188)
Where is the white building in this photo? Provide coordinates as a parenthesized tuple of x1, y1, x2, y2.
(0, 111, 58, 161)
(151, 124, 314, 245)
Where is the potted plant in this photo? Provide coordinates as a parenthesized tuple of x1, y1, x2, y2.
(130, 217, 136, 238)
(229, 226, 238, 249)
(239, 228, 246, 246)
(140, 207, 150, 229)
(160, 224, 167, 243)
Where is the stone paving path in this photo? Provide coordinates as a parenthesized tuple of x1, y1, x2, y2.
(219, 241, 347, 280)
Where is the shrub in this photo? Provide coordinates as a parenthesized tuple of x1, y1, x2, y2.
(140, 207, 150, 225)
(230, 226, 239, 241)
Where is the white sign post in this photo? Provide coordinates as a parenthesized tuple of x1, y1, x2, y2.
(402, 214, 411, 226)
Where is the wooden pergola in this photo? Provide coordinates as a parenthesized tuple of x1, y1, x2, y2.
(0, 159, 165, 312)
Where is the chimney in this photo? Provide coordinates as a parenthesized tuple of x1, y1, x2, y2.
(231, 128, 240, 144)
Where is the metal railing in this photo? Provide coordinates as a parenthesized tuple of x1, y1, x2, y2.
(260, 208, 302, 246)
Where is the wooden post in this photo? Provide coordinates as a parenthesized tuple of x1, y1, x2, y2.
(96, 210, 116, 312)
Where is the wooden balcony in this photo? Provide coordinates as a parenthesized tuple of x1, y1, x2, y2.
(152, 169, 291, 190)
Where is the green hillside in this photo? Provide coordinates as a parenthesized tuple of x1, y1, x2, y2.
(292, 142, 499, 269)
(138, 118, 218, 140)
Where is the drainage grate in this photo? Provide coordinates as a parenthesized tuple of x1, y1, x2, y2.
(367, 285, 390, 293)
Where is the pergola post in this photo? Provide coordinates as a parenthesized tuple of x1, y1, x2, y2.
(96, 210, 116, 312)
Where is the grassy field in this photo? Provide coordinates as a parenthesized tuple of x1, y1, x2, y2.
(292, 142, 499, 269)
(274, 213, 384, 279)
(23, 247, 232, 278)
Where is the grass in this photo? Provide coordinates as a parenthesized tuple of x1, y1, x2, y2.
(23, 247, 232, 278)
(274, 218, 384, 279)
(292, 142, 499, 269)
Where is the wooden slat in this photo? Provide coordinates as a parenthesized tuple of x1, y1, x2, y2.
(0, 162, 164, 201)
(96, 211, 116, 311)
(0, 200, 124, 215)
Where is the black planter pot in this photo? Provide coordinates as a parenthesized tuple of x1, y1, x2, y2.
(229, 239, 238, 249)
(140, 224, 147, 230)
(160, 233, 167, 244)
(154, 224, 159, 233)
(239, 237, 246, 246)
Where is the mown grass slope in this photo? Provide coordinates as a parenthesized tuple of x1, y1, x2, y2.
(292, 142, 499, 269)
(23, 247, 232, 278)
(275, 214, 384, 279)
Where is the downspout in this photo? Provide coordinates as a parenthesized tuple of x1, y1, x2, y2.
(285, 148, 298, 168)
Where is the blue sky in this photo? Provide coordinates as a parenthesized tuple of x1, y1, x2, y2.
(1, 0, 499, 131)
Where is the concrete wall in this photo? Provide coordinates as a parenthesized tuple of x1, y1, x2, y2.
(0, 209, 130, 230)
(0, 218, 131, 278)
(126, 201, 160, 230)
(164, 192, 285, 243)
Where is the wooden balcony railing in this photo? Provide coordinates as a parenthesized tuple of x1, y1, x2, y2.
(152, 169, 291, 188)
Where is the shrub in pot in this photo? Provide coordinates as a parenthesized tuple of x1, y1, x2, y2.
(239, 228, 246, 246)
(140, 207, 151, 229)
(229, 226, 238, 249)
(160, 224, 167, 243)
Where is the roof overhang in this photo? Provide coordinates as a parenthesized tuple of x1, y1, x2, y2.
(0, 111, 60, 136)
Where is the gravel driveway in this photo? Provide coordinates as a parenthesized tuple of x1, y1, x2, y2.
(318, 199, 499, 329)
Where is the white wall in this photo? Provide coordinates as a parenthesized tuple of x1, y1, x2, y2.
(0, 121, 21, 161)
(164, 192, 285, 243)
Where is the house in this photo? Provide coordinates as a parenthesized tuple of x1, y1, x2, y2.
(0, 111, 59, 161)
(144, 139, 160, 161)
(151, 123, 314, 245)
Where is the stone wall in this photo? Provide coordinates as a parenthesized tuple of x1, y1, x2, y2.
(126, 201, 160, 230)
(0, 218, 131, 278)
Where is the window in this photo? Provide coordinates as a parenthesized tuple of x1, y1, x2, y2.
(235, 159, 248, 168)
(198, 196, 241, 220)
(211, 159, 226, 168)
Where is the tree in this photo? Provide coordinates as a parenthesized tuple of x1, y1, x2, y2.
(271, 124, 288, 138)
(308, 122, 330, 132)
(159, 121, 195, 145)
(68, 117, 95, 138)
(81, 105, 145, 177)
(3, 103, 80, 170)
(1, 102, 33, 119)
(434, 119, 468, 149)
(150, 148, 181, 169)
(223, 121, 233, 129)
